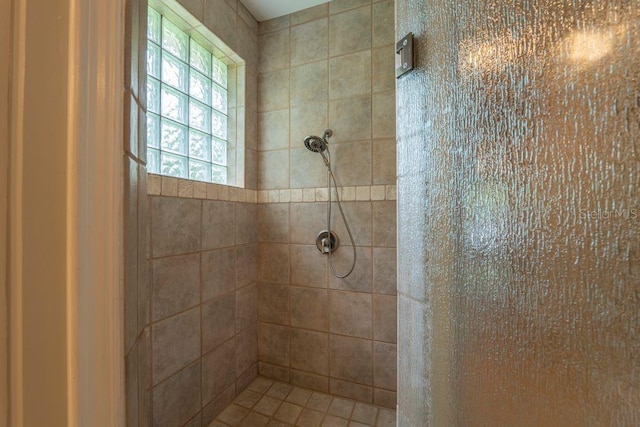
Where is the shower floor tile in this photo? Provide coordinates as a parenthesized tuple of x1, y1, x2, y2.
(210, 377, 396, 427)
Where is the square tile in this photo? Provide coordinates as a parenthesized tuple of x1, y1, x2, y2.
(351, 403, 378, 424)
(234, 389, 263, 409)
(267, 381, 294, 399)
(307, 392, 333, 412)
(327, 397, 355, 418)
(296, 408, 325, 427)
(218, 403, 250, 425)
(286, 387, 313, 406)
(253, 395, 283, 416)
(274, 402, 303, 423)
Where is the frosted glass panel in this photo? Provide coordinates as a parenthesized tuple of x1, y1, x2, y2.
(211, 83, 227, 114)
(161, 53, 188, 92)
(189, 70, 212, 104)
(161, 152, 188, 178)
(147, 8, 161, 44)
(161, 85, 188, 124)
(189, 99, 211, 133)
(161, 18, 188, 61)
(147, 43, 161, 79)
(211, 56, 227, 88)
(190, 40, 211, 76)
(160, 119, 187, 155)
(146, 7, 229, 184)
(211, 110, 227, 140)
(395, 0, 640, 425)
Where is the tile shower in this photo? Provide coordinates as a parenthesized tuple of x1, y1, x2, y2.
(123, 0, 398, 425)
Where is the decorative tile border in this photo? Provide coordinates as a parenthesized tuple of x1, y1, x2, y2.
(147, 174, 397, 203)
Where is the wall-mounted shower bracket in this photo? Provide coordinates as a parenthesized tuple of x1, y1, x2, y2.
(316, 230, 339, 254)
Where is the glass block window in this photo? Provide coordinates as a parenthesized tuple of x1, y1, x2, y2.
(147, 7, 228, 184)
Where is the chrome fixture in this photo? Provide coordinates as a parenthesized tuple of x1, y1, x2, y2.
(304, 129, 356, 278)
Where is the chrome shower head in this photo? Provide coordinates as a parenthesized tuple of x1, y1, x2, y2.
(304, 129, 333, 153)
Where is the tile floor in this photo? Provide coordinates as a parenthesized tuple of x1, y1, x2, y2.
(209, 377, 396, 427)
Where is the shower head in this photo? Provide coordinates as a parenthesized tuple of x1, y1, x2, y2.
(304, 129, 333, 153)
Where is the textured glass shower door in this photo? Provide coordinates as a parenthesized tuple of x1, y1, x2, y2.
(396, 0, 640, 425)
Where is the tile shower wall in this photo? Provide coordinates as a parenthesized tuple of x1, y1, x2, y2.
(124, 0, 260, 426)
(147, 193, 259, 426)
(256, 0, 398, 409)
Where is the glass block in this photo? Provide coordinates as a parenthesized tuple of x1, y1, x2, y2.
(160, 152, 188, 179)
(211, 56, 227, 88)
(161, 85, 188, 124)
(189, 129, 211, 161)
(211, 137, 227, 165)
(160, 118, 188, 155)
(189, 70, 212, 104)
(189, 159, 211, 182)
(161, 18, 188, 62)
(147, 43, 161, 78)
(211, 110, 227, 140)
(147, 148, 160, 174)
(190, 40, 211, 76)
(147, 7, 161, 44)
(147, 78, 160, 114)
(161, 53, 189, 92)
(211, 84, 227, 114)
(146, 113, 160, 148)
(211, 164, 227, 184)
(189, 99, 211, 133)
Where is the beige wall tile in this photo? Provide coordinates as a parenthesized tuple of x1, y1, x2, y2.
(329, 246, 372, 292)
(259, 109, 290, 151)
(203, 0, 238, 49)
(236, 243, 258, 288)
(372, 139, 396, 185)
(291, 371, 330, 393)
(259, 149, 290, 189)
(373, 295, 396, 343)
(258, 243, 290, 283)
(329, 0, 371, 15)
(152, 254, 200, 321)
(330, 201, 372, 246)
(258, 283, 290, 325)
(236, 324, 258, 374)
(329, 6, 371, 56)
(374, 341, 396, 391)
(152, 308, 201, 384)
(258, 362, 291, 383)
(258, 15, 290, 35)
(290, 286, 329, 331)
(202, 200, 236, 249)
(291, 3, 329, 26)
(289, 203, 327, 244)
(290, 103, 328, 149)
(151, 197, 201, 257)
(372, 201, 396, 247)
(330, 379, 373, 403)
(290, 60, 328, 107)
(330, 141, 372, 186)
(235, 202, 258, 244)
(259, 29, 290, 73)
(290, 245, 328, 288)
(372, 91, 396, 138)
(258, 70, 290, 112)
(258, 203, 290, 243)
(236, 19, 259, 70)
(202, 294, 236, 352)
(329, 96, 371, 143)
(372, 45, 395, 93)
(329, 50, 371, 100)
(291, 329, 329, 375)
(290, 147, 329, 189)
(330, 335, 373, 384)
(202, 384, 235, 424)
(291, 18, 329, 66)
(202, 338, 236, 404)
(236, 283, 258, 331)
(372, 0, 394, 47)
(330, 291, 372, 338)
(258, 323, 291, 366)
(152, 361, 201, 426)
(238, 1, 258, 32)
(372, 247, 396, 295)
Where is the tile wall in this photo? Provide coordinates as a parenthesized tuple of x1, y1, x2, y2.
(256, 0, 398, 409)
(146, 192, 259, 426)
(124, 0, 260, 425)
